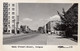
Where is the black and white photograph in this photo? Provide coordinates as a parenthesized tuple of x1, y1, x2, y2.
(3, 3, 78, 45)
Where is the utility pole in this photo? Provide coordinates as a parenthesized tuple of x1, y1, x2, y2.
(14, 19, 16, 35)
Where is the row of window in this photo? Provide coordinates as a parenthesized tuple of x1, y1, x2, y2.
(8, 16, 15, 19)
(3, 5, 8, 7)
(8, 29, 15, 32)
(3, 11, 8, 14)
(8, 12, 15, 15)
(8, 16, 15, 24)
(3, 3, 8, 6)
(8, 24, 15, 29)
(3, 7, 8, 10)
(8, 4, 15, 7)
(3, 4, 15, 11)
(8, 8, 15, 11)
(8, 19, 15, 24)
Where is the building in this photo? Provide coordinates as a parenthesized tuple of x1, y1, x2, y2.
(3, 2, 19, 34)
(46, 21, 51, 33)
(3, 3, 8, 33)
(38, 27, 44, 33)
(43, 25, 46, 33)
(20, 25, 26, 33)
(20, 25, 31, 33)
(45, 20, 62, 33)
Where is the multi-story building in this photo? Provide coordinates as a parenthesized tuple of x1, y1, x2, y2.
(43, 25, 46, 33)
(45, 20, 62, 33)
(3, 2, 19, 34)
(46, 21, 51, 33)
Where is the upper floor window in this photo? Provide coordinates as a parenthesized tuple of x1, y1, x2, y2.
(8, 16, 10, 19)
(12, 4, 15, 6)
(12, 19, 15, 23)
(8, 21, 10, 24)
(8, 8, 10, 11)
(12, 16, 15, 19)
(8, 30, 10, 32)
(8, 4, 10, 6)
(8, 25, 10, 28)
(12, 25, 15, 28)
(12, 8, 15, 11)
(8, 12, 10, 14)
(12, 12, 15, 15)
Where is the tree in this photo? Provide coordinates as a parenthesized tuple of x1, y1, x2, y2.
(54, 23, 66, 31)
(38, 27, 44, 33)
(20, 25, 26, 33)
(56, 4, 78, 37)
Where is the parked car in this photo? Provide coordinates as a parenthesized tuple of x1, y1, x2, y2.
(48, 32, 51, 35)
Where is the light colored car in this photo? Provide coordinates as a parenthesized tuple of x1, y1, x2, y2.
(48, 32, 51, 35)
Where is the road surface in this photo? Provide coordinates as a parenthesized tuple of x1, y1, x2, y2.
(3, 33, 47, 45)
(3, 33, 77, 45)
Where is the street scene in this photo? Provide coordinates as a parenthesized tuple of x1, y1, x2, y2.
(3, 33, 77, 45)
(3, 3, 78, 45)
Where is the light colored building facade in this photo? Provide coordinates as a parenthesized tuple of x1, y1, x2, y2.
(8, 3, 19, 34)
(45, 20, 64, 34)
(50, 20, 62, 33)
(43, 25, 46, 33)
(3, 2, 19, 34)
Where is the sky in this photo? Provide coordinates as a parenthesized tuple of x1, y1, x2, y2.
(19, 3, 73, 30)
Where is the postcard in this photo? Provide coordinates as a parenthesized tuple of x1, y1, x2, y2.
(0, 0, 80, 51)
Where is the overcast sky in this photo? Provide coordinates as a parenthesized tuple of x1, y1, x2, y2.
(19, 3, 73, 30)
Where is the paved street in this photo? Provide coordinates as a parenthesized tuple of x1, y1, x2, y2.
(3, 33, 47, 45)
(3, 33, 77, 45)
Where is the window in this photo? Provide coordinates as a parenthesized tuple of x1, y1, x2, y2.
(8, 20, 10, 24)
(5, 25, 7, 27)
(8, 4, 10, 6)
(8, 12, 10, 14)
(8, 22, 10, 24)
(8, 16, 10, 19)
(8, 25, 10, 28)
(12, 25, 14, 28)
(12, 20, 15, 23)
(3, 18, 5, 20)
(12, 16, 14, 19)
(8, 8, 10, 10)
(12, 8, 15, 11)
(8, 30, 10, 32)
(12, 12, 15, 15)
(6, 12, 8, 14)
(12, 4, 15, 6)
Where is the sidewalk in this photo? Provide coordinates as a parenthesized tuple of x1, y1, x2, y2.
(47, 34, 77, 45)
